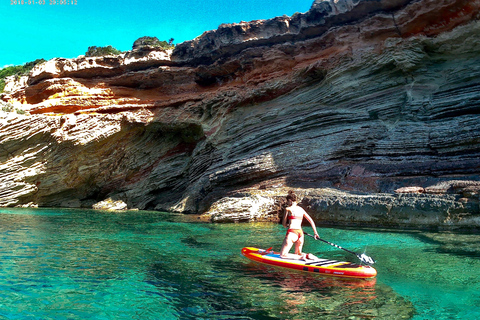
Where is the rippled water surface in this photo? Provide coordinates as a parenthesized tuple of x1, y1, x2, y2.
(0, 208, 479, 319)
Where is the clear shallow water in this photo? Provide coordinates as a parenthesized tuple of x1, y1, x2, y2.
(0, 208, 478, 319)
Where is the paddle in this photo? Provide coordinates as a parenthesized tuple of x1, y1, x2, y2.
(305, 232, 375, 265)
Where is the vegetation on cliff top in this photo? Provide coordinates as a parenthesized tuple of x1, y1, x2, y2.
(84, 37, 175, 58)
(85, 45, 123, 57)
(132, 36, 175, 50)
(0, 59, 46, 93)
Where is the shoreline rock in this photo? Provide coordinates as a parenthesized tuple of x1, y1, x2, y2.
(203, 185, 479, 230)
(92, 198, 128, 211)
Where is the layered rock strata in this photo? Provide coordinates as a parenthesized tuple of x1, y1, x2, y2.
(205, 180, 480, 230)
(1, 0, 480, 228)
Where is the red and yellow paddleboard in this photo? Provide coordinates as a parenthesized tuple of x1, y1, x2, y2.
(241, 247, 377, 279)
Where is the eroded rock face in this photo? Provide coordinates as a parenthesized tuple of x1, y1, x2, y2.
(1, 0, 479, 228)
(203, 185, 479, 230)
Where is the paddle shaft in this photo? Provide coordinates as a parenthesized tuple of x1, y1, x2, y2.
(304, 232, 358, 256)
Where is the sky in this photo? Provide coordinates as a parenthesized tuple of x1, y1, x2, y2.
(1, 0, 314, 68)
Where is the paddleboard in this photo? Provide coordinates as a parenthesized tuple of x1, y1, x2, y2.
(241, 247, 377, 279)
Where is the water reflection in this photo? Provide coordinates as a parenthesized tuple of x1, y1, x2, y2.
(238, 262, 411, 319)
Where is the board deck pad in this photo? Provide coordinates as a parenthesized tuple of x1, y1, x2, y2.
(241, 247, 377, 279)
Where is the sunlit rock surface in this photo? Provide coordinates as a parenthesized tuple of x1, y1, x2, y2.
(1, 0, 479, 228)
(92, 198, 129, 211)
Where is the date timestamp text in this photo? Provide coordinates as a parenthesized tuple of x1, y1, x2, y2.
(11, 0, 77, 5)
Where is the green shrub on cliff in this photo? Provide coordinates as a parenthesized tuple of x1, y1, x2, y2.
(22, 59, 47, 71)
(85, 45, 122, 57)
(0, 101, 26, 115)
(132, 36, 174, 50)
(0, 59, 46, 93)
(0, 79, 5, 93)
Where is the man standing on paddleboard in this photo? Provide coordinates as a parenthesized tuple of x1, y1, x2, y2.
(280, 190, 320, 260)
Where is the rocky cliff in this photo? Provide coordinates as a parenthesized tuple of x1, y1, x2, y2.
(1, 0, 479, 229)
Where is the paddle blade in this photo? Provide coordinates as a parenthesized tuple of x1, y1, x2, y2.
(359, 253, 375, 265)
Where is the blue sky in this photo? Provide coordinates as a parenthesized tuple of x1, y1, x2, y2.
(1, 0, 314, 68)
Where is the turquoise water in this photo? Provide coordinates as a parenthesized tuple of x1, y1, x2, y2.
(0, 208, 479, 319)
